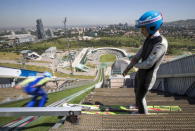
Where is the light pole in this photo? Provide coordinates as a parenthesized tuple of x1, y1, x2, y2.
(68, 42, 73, 75)
(63, 17, 73, 75)
(63, 17, 67, 37)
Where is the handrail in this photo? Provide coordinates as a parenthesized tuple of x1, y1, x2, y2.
(157, 73, 195, 78)
(0, 107, 81, 116)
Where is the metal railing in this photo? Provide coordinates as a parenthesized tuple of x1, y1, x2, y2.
(0, 69, 103, 129)
(0, 85, 94, 130)
(0, 107, 81, 117)
(153, 54, 195, 97)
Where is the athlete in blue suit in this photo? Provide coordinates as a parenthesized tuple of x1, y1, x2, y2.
(15, 72, 52, 107)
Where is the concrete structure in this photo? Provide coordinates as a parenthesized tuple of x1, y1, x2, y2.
(14, 34, 35, 43)
(110, 76, 125, 88)
(91, 47, 128, 57)
(111, 58, 130, 75)
(21, 50, 41, 60)
(72, 48, 89, 72)
(42, 47, 57, 59)
(47, 29, 54, 38)
(36, 19, 46, 39)
(78, 36, 93, 41)
(1, 33, 35, 46)
(88, 47, 129, 63)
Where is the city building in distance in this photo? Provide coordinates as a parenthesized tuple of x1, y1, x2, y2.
(36, 19, 46, 39)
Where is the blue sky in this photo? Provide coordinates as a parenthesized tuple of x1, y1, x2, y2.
(0, 0, 195, 27)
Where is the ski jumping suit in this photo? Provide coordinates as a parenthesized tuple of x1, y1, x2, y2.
(132, 31, 168, 114)
(18, 76, 51, 107)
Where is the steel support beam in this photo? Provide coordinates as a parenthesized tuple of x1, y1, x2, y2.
(0, 107, 81, 116)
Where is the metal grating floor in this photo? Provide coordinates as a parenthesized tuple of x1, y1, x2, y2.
(56, 88, 195, 131)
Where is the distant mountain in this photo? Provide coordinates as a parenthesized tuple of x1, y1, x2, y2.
(165, 19, 195, 27)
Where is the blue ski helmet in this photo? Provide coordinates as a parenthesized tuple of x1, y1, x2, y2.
(43, 71, 52, 78)
(135, 11, 163, 35)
